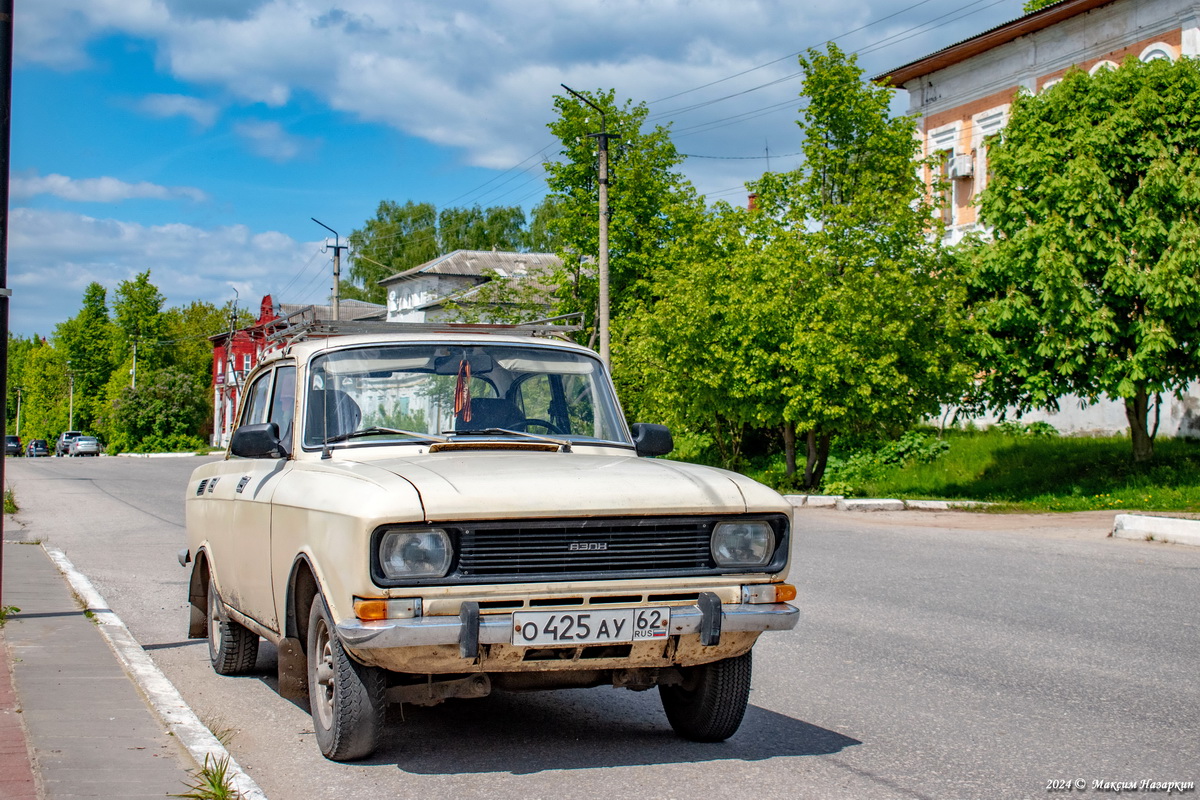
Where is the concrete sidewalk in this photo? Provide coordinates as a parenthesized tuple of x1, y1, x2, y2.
(0, 541, 198, 799)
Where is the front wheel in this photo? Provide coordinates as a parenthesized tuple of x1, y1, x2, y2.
(659, 651, 752, 742)
(207, 581, 259, 675)
(307, 595, 386, 761)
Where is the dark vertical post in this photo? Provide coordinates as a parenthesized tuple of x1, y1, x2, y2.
(560, 85, 611, 369)
(0, 0, 14, 608)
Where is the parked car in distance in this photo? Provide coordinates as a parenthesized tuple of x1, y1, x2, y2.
(55, 431, 82, 457)
(26, 439, 49, 457)
(68, 436, 101, 457)
(5, 435, 21, 457)
(183, 323, 798, 762)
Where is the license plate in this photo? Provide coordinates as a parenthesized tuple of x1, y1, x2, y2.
(512, 607, 670, 646)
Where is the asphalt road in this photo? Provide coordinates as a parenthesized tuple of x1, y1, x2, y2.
(4, 455, 1198, 800)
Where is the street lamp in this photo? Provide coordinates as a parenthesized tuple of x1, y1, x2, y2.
(560, 84, 611, 369)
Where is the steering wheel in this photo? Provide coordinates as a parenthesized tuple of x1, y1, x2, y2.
(511, 418, 564, 434)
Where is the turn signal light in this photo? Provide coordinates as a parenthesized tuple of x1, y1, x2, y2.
(353, 597, 420, 620)
(773, 583, 797, 602)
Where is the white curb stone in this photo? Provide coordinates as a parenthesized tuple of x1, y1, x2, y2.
(1112, 514, 1200, 547)
(903, 499, 952, 511)
(803, 495, 844, 508)
(836, 498, 905, 512)
(783, 494, 808, 506)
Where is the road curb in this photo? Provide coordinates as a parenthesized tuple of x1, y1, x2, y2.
(1111, 514, 1200, 547)
(42, 545, 269, 800)
(786, 495, 990, 511)
(115, 452, 206, 458)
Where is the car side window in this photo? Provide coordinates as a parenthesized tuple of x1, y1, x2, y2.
(241, 372, 272, 427)
(269, 366, 297, 443)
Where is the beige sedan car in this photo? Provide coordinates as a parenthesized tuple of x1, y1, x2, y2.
(182, 328, 798, 761)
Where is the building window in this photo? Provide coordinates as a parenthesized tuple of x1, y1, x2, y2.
(242, 354, 252, 372)
(971, 106, 1008, 196)
(1139, 43, 1176, 63)
(927, 124, 960, 228)
(935, 150, 954, 226)
(1089, 60, 1119, 76)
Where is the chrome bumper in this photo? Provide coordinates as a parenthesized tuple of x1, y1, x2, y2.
(336, 601, 798, 650)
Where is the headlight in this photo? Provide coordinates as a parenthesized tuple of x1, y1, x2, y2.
(711, 521, 775, 568)
(379, 529, 453, 579)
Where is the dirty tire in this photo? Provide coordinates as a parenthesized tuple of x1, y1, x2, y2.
(207, 582, 259, 675)
(659, 650, 752, 742)
(307, 595, 386, 761)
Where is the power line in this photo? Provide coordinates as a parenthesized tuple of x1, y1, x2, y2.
(647, 0, 947, 104)
(682, 151, 802, 160)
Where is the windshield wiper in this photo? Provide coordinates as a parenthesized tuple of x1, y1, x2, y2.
(321, 427, 449, 458)
(443, 427, 572, 451)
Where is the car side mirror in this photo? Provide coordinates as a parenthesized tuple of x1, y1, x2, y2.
(230, 422, 287, 459)
(631, 423, 673, 458)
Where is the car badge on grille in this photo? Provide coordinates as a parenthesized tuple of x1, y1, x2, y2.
(568, 542, 608, 552)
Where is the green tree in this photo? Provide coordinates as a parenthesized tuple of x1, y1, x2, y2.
(112, 271, 168, 374)
(17, 341, 71, 441)
(617, 201, 758, 466)
(437, 205, 528, 253)
(54, 282, 116, 432)
(971, 57, 1200, 463)
(1023, 0, 1060, 12)
(165, 300, 242, 388)
(104, 368, 208, 454)
(743, 44, 968, 485)
(527, 196, 566, 252)
(345, 200, 440, 304)
(543, 89, 706, 343)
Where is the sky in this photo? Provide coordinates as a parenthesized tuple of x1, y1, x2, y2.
(7, 0, 1026, 338)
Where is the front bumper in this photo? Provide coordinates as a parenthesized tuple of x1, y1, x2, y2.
(336, 600, 798, 650)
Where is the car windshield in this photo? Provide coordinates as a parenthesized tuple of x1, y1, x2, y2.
(303, 343, 629, 450)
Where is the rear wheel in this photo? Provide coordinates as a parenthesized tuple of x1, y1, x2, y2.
(307, 595, 386, 761)
(659, 651, 752, 742)
(207, 581, 259, 675)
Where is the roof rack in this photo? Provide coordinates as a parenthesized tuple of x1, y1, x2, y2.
(264, 307, 584, 350)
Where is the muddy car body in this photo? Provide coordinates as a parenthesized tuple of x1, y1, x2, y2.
(182, 324, 798, 760)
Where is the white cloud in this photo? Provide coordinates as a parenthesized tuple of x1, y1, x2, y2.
(7, 208, 323, 336)
(10, 172, 208, 203)
(233, 120, 317, 162)
(135, 93, 220, 127)
(14, 0, 1020, 192)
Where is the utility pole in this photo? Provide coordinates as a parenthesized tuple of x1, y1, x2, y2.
(0, 0, 13, 610)
(312, 218, 347, 321)
(561, 84, 611, 369)
(130, 341, 137, 388)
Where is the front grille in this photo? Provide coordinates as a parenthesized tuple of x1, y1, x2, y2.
(458, 519, 712, 579)
(370, 515, 789, 587)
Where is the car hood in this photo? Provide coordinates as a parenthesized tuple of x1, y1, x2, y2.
(341, 450, 788, 521)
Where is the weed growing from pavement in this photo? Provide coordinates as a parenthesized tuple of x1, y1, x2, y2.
(0, 606, 20, 627)
(3, 486, 16, 515)
(174, 754, 243, 800)
(199, 712, 238, 747)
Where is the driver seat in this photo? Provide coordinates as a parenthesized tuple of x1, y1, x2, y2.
(458, 398, 520, 430)
(307, 389, 362, 442)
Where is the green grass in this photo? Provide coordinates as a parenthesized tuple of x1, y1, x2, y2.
(853, 430, 1200, 512)
(4, 486, 16, 515)
(0, 606, 20, 628)
(174, 754, 243, 800)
